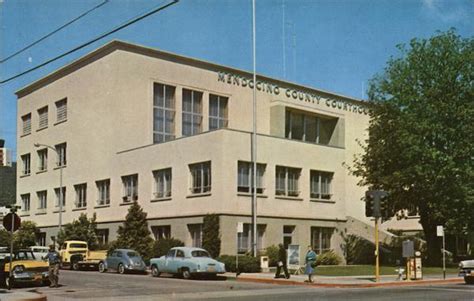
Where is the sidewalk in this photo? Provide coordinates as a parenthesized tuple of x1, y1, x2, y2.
(225, 272, 464, 288)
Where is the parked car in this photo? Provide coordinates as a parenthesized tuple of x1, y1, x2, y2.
(99, 249, 146, 274)
(59, 240, 107, 270)
(459, 259, 474, 284)
(0, 249, 49, 287)
(149, 247, 225, 279)
(29, 246, 49, 261)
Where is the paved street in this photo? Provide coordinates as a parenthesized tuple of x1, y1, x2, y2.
(2, 270, 473, 300)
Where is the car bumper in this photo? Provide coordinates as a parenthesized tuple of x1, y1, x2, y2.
(125, 264, 147, 272)
(12, 271, 49, 282)
(459, 269, 472, 277)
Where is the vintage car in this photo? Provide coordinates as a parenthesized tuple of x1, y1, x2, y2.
(29, 246, 49, 261)
(0, 250, 49, 287)
(459, 259, 474, 284)
(98, 249, 146, 274)
(149, 247, 225, 279)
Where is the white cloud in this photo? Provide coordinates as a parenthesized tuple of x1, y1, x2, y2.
(421, 0, 472, 23)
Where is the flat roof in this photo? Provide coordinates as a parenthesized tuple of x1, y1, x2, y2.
(16, 40, 366, 105)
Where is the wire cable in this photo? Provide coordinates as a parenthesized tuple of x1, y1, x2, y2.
(0, 0, 109, 63)
(0, 0, 179, 85)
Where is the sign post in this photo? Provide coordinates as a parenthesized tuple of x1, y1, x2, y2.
(4, 205, 21, 290)
(437, 225, 445, 279)
(236, 222, 243, 277)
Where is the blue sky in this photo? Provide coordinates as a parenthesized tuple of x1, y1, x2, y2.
(0, 0, 472, 159)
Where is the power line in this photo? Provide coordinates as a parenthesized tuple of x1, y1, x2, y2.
(0, 0, 109, 63)
(0, 0, 179, 85)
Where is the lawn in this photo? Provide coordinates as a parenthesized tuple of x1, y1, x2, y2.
(309, 265, 459, 276)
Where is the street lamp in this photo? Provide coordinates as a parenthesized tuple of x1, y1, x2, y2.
(34, 143, 64, 233)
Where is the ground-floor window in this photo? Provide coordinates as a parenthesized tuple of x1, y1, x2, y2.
(237, 224, 265, 254)
(188, 224, 203, 248)
(151, 225, 171, 240)
(283, 225, 295, 249)
(36, 232, 46, 246)
(311, 227, 333, 254)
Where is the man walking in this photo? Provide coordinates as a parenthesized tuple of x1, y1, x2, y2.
(274, 244, 290, 279)
(44, 245, 61, 288)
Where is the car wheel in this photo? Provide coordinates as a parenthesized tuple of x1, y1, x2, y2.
(181, 268, 191, 280)
(118, 263, 125, 275)
(465, 277, 474, 285)
(72, 260, 80, 271)
(98, 261, 106, 273)
(151, 265, 161, 277)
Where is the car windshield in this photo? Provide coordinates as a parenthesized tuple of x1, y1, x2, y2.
(191, 250, 210, 258)
(127, 252, 139, 257)
(70, 243, 87, 249)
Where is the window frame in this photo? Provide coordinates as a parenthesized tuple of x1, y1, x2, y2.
(182, 88, 203, 136)
(37, 190, 47, 210)
(55, 143, 67, 167)
(21, 113, 32, 136)
(311, 227, 333, 254)
(189, 161, 211, 194)
(209, 94, 228, 130)
(37, 148, 48, 172)
(237, 161, 266, 194)
(188, 224, 203, 248)
(54, 187, 66, 208)
(153, 83, 176, 143)
(21, 153, 31, 176)
(96, 179, 110, 206)
(74, 183, 87, 208)
(153, 168, 172, 199)
(122, 174, 138, 202)
(37, 106, 48, 129)
(21, 193, 31, 212)
(310, 170, 333, 200)
(275, 166, 301, 197)
(55, 98, 67, 123)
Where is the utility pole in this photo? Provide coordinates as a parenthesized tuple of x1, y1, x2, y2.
(251, 0, 258, 257)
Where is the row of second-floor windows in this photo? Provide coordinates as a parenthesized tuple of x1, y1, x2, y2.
(238, 161, 333, 200)
(285, 109, 337, 145)
(19, 160, 333, 213)
(21, 98, 67, 136)
(153, 83, 228, 144)
(20, 143, 67, 176)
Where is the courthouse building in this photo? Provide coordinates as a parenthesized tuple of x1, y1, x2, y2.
(16, 40, 374, 259)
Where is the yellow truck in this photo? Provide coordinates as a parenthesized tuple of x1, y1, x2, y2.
(59, 240, 107, 271)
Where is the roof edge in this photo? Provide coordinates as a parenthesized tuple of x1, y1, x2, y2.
(15, 40, 366, 104)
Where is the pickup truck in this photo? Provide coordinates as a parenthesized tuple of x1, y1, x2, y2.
(59, 240, 107, 271)
(459, 259, 474, 284)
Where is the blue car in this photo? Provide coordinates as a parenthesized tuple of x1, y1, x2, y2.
(99, 249, 146, 274)
(150, 247, 226, 279)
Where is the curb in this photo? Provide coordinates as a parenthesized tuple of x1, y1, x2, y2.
(233, 276, 464, 288)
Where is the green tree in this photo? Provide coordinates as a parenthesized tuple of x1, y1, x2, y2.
(115, 201, 154, 260)
(202, 214, 221, 258)
(13, 221, 39, 249)
(0, 229, 12, 248)
(57, 213, 99, 249)
(351, 30, 474, 265)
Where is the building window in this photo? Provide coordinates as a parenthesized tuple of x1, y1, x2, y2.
(283, 225, 295, 249)
(182, 89, 203, 136)
(310, 171, 333, 200)
(209, 94, 228, 130)
(153, 168, 172, 199)
(188, 224, 202, 248)
(54, 187, 66, 207)
(37, 190, 47, 210)
(311, 227, 333, 254)
(21, 154, 31, 175)
(38, 106, 48, 129)
(122, 174, 138, 202)
(237, 161, 265, 194)
(22, 113, 32, 135)
(237, 224, 265, 253)
(56, 98, 67, 122)
(74, 183, 87, 208)
(55, 143, 67, 167)
(96, 229, 109, 246)
(189, 161, 211, 194)
(153, 83, 175, 143)
(285, 110, 336, 145)
(275, 166, 301, 197)
(21, 194, 30, 212)
(36, 233, 46, 246)
(151, 225, 171, 240)
(96, 179, 110, 206)
(37, 148, 48, 171)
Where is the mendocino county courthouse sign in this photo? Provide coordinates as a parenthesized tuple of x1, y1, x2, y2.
(217, 72, 368, 115)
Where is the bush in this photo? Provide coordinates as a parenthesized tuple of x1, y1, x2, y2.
(153, 237, 185, 258)
(316, 250, 342, 265)
(264, 245, 279, 267)
(217, 255, 261, 273)
(202, 214, 221, 258)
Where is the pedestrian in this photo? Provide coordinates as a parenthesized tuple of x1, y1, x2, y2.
(44, 244, 61, 288)
(274, 244, 290, 279)
(304, 245, 317, 283)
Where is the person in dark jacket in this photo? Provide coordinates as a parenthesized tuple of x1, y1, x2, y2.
(43, 245, 61, 288)
(274, 244, 290, 279)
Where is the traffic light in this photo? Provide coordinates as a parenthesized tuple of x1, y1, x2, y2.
(365, 191, 375, 217)
(379, 192, 391, 221)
